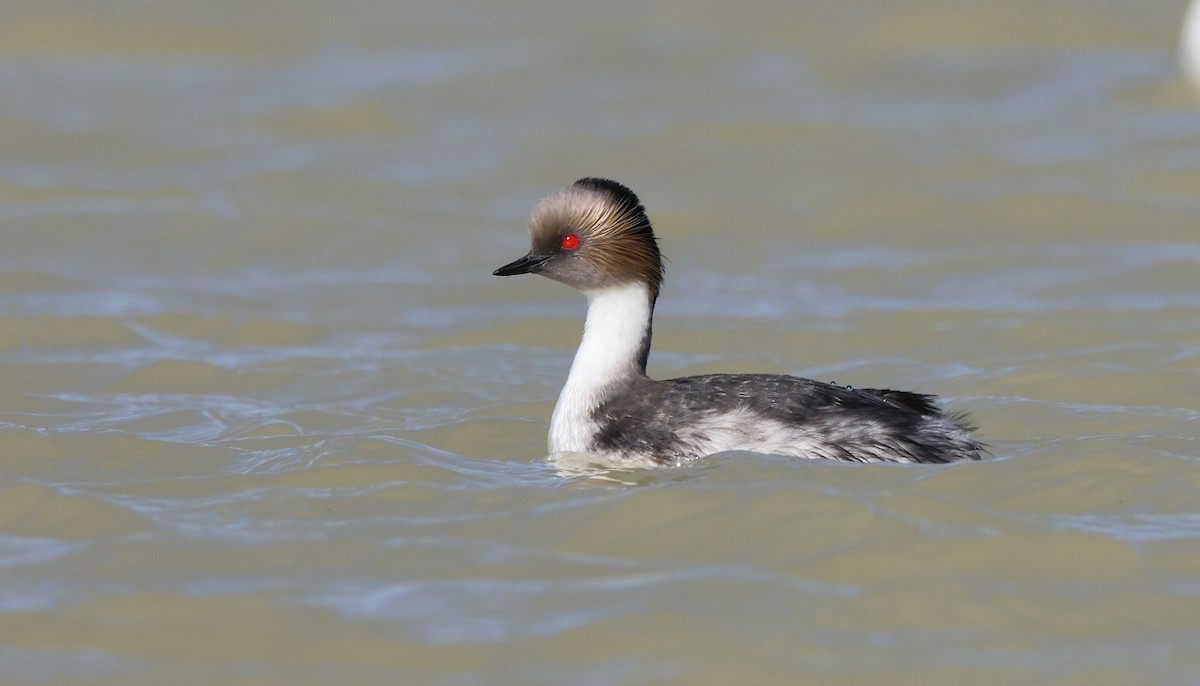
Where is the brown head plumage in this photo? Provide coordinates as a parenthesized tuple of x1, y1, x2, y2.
(493, 178, 665, 301)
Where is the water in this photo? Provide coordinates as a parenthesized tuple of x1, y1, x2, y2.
(2, 0, 1200, 683)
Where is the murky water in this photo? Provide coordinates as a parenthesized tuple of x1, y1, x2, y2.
(2, 1, 1199, 683)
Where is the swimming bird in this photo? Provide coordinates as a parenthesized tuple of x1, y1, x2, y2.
(494, 178, 982, 465)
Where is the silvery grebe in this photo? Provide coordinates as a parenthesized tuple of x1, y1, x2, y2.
(494, 178, 982, 465)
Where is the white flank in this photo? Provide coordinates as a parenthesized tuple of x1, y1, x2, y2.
(549, 281, 652, 453)
(673, 408, 921, 463)
(673, 409, 824, 459)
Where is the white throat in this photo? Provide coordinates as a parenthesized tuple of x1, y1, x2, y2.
(549, 281, 654, 453)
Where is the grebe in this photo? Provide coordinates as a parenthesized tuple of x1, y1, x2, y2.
(494, 178, 982, 465)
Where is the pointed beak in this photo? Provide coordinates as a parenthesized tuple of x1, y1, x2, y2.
(493, 252, 549, 276)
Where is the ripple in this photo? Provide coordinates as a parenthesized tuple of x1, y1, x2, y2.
(0, 534, 84, 569)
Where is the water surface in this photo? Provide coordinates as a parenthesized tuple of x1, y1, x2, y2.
(2, 1, 1199, 683)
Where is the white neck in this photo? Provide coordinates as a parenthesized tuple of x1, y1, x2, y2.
(549, 281, 654, 453)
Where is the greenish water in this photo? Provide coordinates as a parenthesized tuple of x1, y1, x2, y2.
(1, 1, 1199, 683)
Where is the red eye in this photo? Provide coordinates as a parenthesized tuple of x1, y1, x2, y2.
(560, 234, 579, 250)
